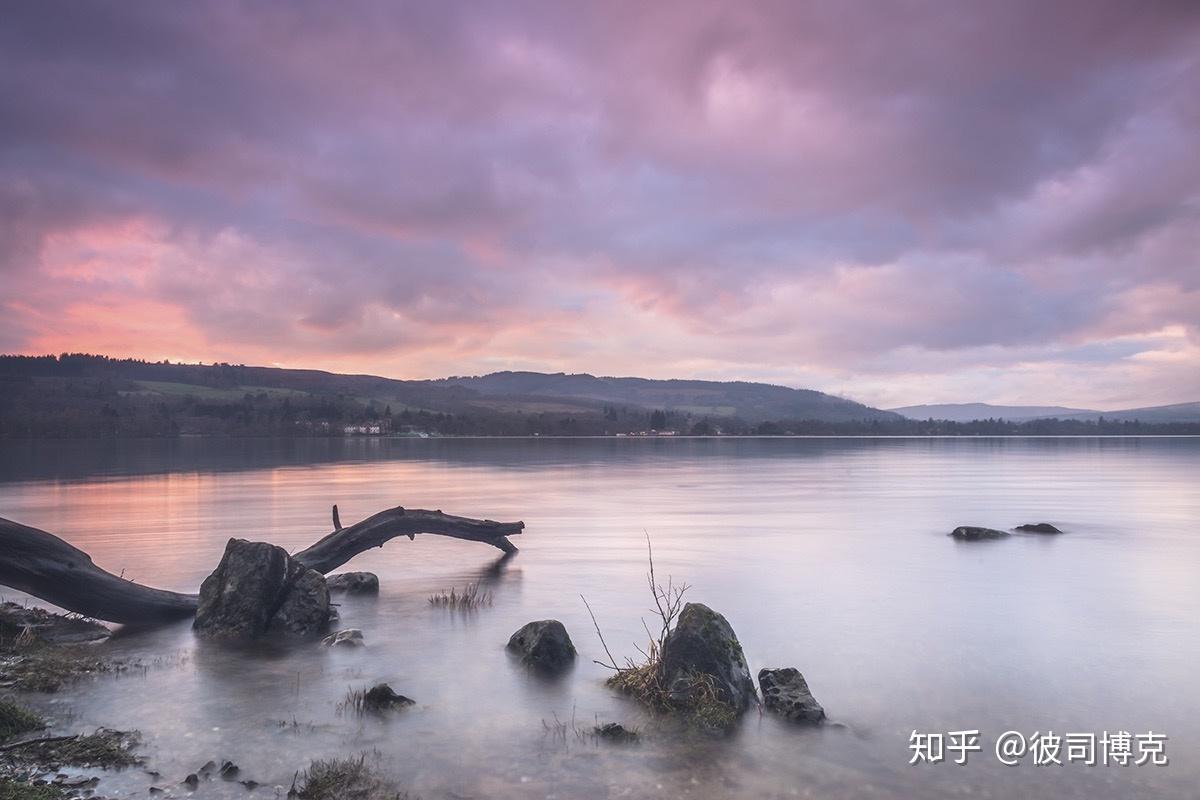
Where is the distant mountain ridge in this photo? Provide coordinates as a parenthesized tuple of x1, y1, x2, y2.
(889, 403, 1098, 422)
(891, 401, 1200, 423)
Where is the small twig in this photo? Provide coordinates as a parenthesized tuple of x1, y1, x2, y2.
(332, 504, 342, 531)
(580, 594, 620, 671)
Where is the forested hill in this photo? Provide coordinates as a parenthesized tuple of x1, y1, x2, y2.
(0, 354, 893, 438)
(431, 371, 896, 423)
(1, 354, 1197, 438)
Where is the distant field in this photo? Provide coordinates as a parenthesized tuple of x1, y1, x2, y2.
(469, 398, 600, 414)
(672, 404, 738, 417)
(121, 380, 310, 400)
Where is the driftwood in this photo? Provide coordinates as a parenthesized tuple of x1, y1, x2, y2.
(0, 506, 524, 625)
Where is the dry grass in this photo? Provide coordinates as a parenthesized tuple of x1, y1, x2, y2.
(290, 755, 410, 800)
(540, 707, 640, 747)
(584, 534, 737, 730)
(0, 728, 140, 769)
(427, 584, 491, 611)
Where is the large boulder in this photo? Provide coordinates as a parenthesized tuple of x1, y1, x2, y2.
(759, 667, 825, 723)
(506, 620, 576, 671)
(193, 539, 331, 639)
(326, 572, 380, 594)
(660, 603, 757, 714)
(950, 526, 1009, 540)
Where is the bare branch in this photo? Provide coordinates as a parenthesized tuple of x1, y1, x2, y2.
(580, 593, 620, 672)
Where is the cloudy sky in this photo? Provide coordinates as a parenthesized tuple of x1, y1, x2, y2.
(2, 1, 1198, 409)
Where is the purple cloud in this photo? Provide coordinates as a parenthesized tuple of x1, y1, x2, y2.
(1, 0, 1197, 406)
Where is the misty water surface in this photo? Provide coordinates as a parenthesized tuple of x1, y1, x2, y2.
(1, 437, 1197, 799)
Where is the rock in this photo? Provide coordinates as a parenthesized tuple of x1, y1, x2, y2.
(660, 603, 757, 714)
(326, 572, 380, 594)
(219, 761, 239, 779)
(183, 774, 199, 788)
(593, 722, 639, 742)
(1015, 522, 1062, 534)
(274, 568, 330, 635)
(950, 526, 1009, 540)
(321, 628, 365, 648)
(241, 780, 259, 790)
(506, 620, 576, 671)
(193, 539, 331, 639)
(360, 683, 414, 712)
(758, 667, 826, 723)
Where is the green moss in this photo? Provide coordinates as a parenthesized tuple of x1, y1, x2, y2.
(0, 779, 66, 800)
(293, 756, 409, 800)
(0, 699, 44, 742)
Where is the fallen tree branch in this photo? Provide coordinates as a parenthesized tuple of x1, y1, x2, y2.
(0, 506, 524, 625)
(293, 506, 524, 573)
(0, 517, 199, 624)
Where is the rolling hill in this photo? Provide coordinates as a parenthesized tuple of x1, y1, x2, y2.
(890, 403, 1098, 422)
(434, 372, 897, 423)
(0, 354, 897, 438)
(891, 401, 1200, 423)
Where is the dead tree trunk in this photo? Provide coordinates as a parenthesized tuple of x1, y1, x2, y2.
(0, 506, 524, 625)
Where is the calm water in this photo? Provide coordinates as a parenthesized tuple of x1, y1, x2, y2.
(1, 437, 1198, 799)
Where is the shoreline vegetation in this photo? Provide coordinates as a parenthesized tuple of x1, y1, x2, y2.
(2, 354, 1197, 439)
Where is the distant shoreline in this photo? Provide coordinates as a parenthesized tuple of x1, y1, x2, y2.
(4, 433, 1199, 442)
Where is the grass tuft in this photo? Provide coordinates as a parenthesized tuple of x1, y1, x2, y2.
(427, 584, 491, 611)
(290, 755, 409, 800)
(0, 699, 44, 742)
(586, 533, 739, 731)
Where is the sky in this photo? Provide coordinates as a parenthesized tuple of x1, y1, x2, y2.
(2, 1, 1198, 410)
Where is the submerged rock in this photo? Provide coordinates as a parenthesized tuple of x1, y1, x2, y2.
(594, 722, 639, 742)
(1015, 522, 1063, 534)
(326, 572, 380, 594)
(321, 628, 365, 648)
(506, 620, 576, 671)
(950, 526, 1009, 540)
(360, 683, 414, 712)
(660, 603, 757, 714)
(759, 667, 826, 723)
(193, 539, 331, 639)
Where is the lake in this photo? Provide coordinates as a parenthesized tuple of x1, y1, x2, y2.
(1, 437, 1197, 799)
